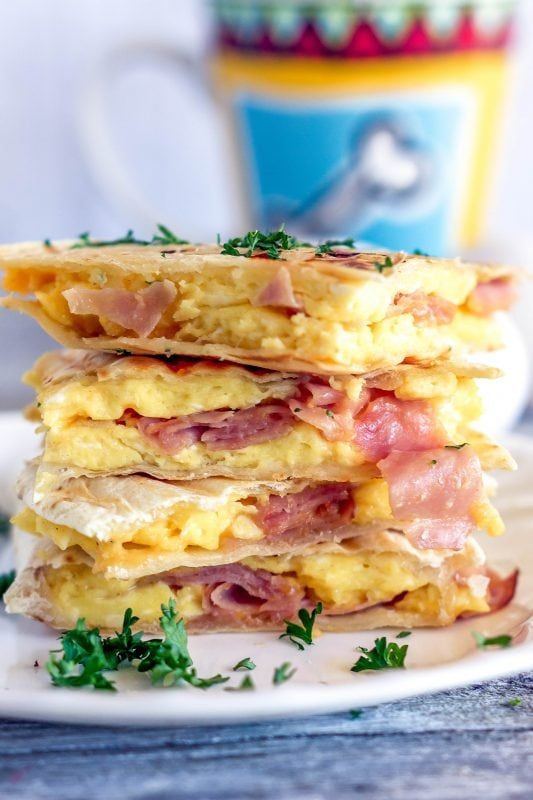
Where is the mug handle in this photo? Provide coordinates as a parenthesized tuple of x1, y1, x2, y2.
(78, 41, 216, 230)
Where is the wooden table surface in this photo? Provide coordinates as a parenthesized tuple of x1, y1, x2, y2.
(0, 673, 531, 800)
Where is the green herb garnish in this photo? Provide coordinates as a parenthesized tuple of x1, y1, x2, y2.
(315, 238, 357, 255)
(472, 632, 512, 649)
(325, 409, 335, 418)
(351, 636, 408, 672)
(445, 443, 468, 450)
(220, 227, 308, 260)
(508, 697, 522, 707)
(47, 601, 228, 691)
(70, 225, 188, 250)
(0, 570, 15, 600)
(272, 662, 297, 686)
(412, 248, 429, 257)
(0, 513, 11, 536)
(280, 603, 322, 651)
(233, 657, 256, 672)
(373, 255, 394, 273)
(226, 675, 255, 692)
(43, 238, 53, 249)
(349, 708, 363, 719)
(150, 224, 188, 246)
(396, 631, 411, 639)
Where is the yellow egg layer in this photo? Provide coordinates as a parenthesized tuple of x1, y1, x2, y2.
(40, 420, 369, 480)
(5, 263, 501, 371)
(42, 551, 489, 632)
(44, 563, 203, 630)
(36, 376, 479, 482)
(32, 365, 296, 427)
(33, 353, 482, 430)
(5, 257, 478, 326)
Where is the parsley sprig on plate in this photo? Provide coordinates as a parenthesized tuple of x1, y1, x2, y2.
(351, 636, 408, 672)
(472, 632, 513, 649)
(0, 570, 15, 600)
(47, 602, 227, 691)
(280, 603, 322, 651)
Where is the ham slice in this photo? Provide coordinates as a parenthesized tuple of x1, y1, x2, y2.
(486, 568, 519, 612)
(289, 381, 369, 442)
(252, 267, 303, 310)
(354, 396, 444, 461)
(166, 563, 304, 620)
(378, 446, 483, 549)
(468, 278, 517, 315)
(137, 404, 294, 454)
(63, 280, 176, 337)
(257, 484, 354, 538)
(392, 291, 456, 325)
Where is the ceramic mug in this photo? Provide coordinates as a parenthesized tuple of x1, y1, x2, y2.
(81, 0, 517, 255)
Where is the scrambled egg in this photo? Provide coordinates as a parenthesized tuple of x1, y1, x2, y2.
(31, 363, 296, 428)
(34, 368, 481, 481)
(42, 549, 489, 632)
(4, 259, 502, 371)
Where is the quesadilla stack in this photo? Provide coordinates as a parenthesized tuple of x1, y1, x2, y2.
(0, 235, 519, 634)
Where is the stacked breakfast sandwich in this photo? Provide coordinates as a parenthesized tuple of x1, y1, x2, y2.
(0, 232, 519, 634)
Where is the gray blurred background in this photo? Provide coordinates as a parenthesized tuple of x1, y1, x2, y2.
(1, 0, 533, 409)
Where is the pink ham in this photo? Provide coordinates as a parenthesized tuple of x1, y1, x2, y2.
(378, 446, 483, 550)
(63, 280, 176, 337)
(166, 563, 304, 618)
(257, 484, 354, 538)
(252, 266, 303, 310)
(486, 568, 519, 612)
(354, 396, 444, 461)
(137, 403, 294, 454)
(392, 291, 456, 325)
(289, 381, 370, 442)
(468, 279, 517, 315)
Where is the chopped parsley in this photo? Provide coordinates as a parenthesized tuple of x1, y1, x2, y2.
(373, 255, 394, 273)
(70, 225, 188, 250)
(0, 512, 11, 536)
(507, 697, 522, 707)
(351, 636, 408, 672)
(0, 570, 15, 600)
(280, 603, 322, 651)
(226, 675, 255, 692)
(396, 631, 412, 639)
(315, 237, 357, 255)
(43, 238, 53, 249)
(233, 657, 256, 672)
(220, 227, 309, 260)
(272, 662, 297, 686)
(47, 602, 228, 691)
(472, 632, 512, 649)
(349, 708, 363, 719)
(412, 248, 429, 257)
(445, 443, 468, 450)
(429, 459, 437, 466)
(325, 409, 335, 418)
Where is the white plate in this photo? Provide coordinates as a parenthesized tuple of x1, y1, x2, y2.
(0, 412, 532, 727)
